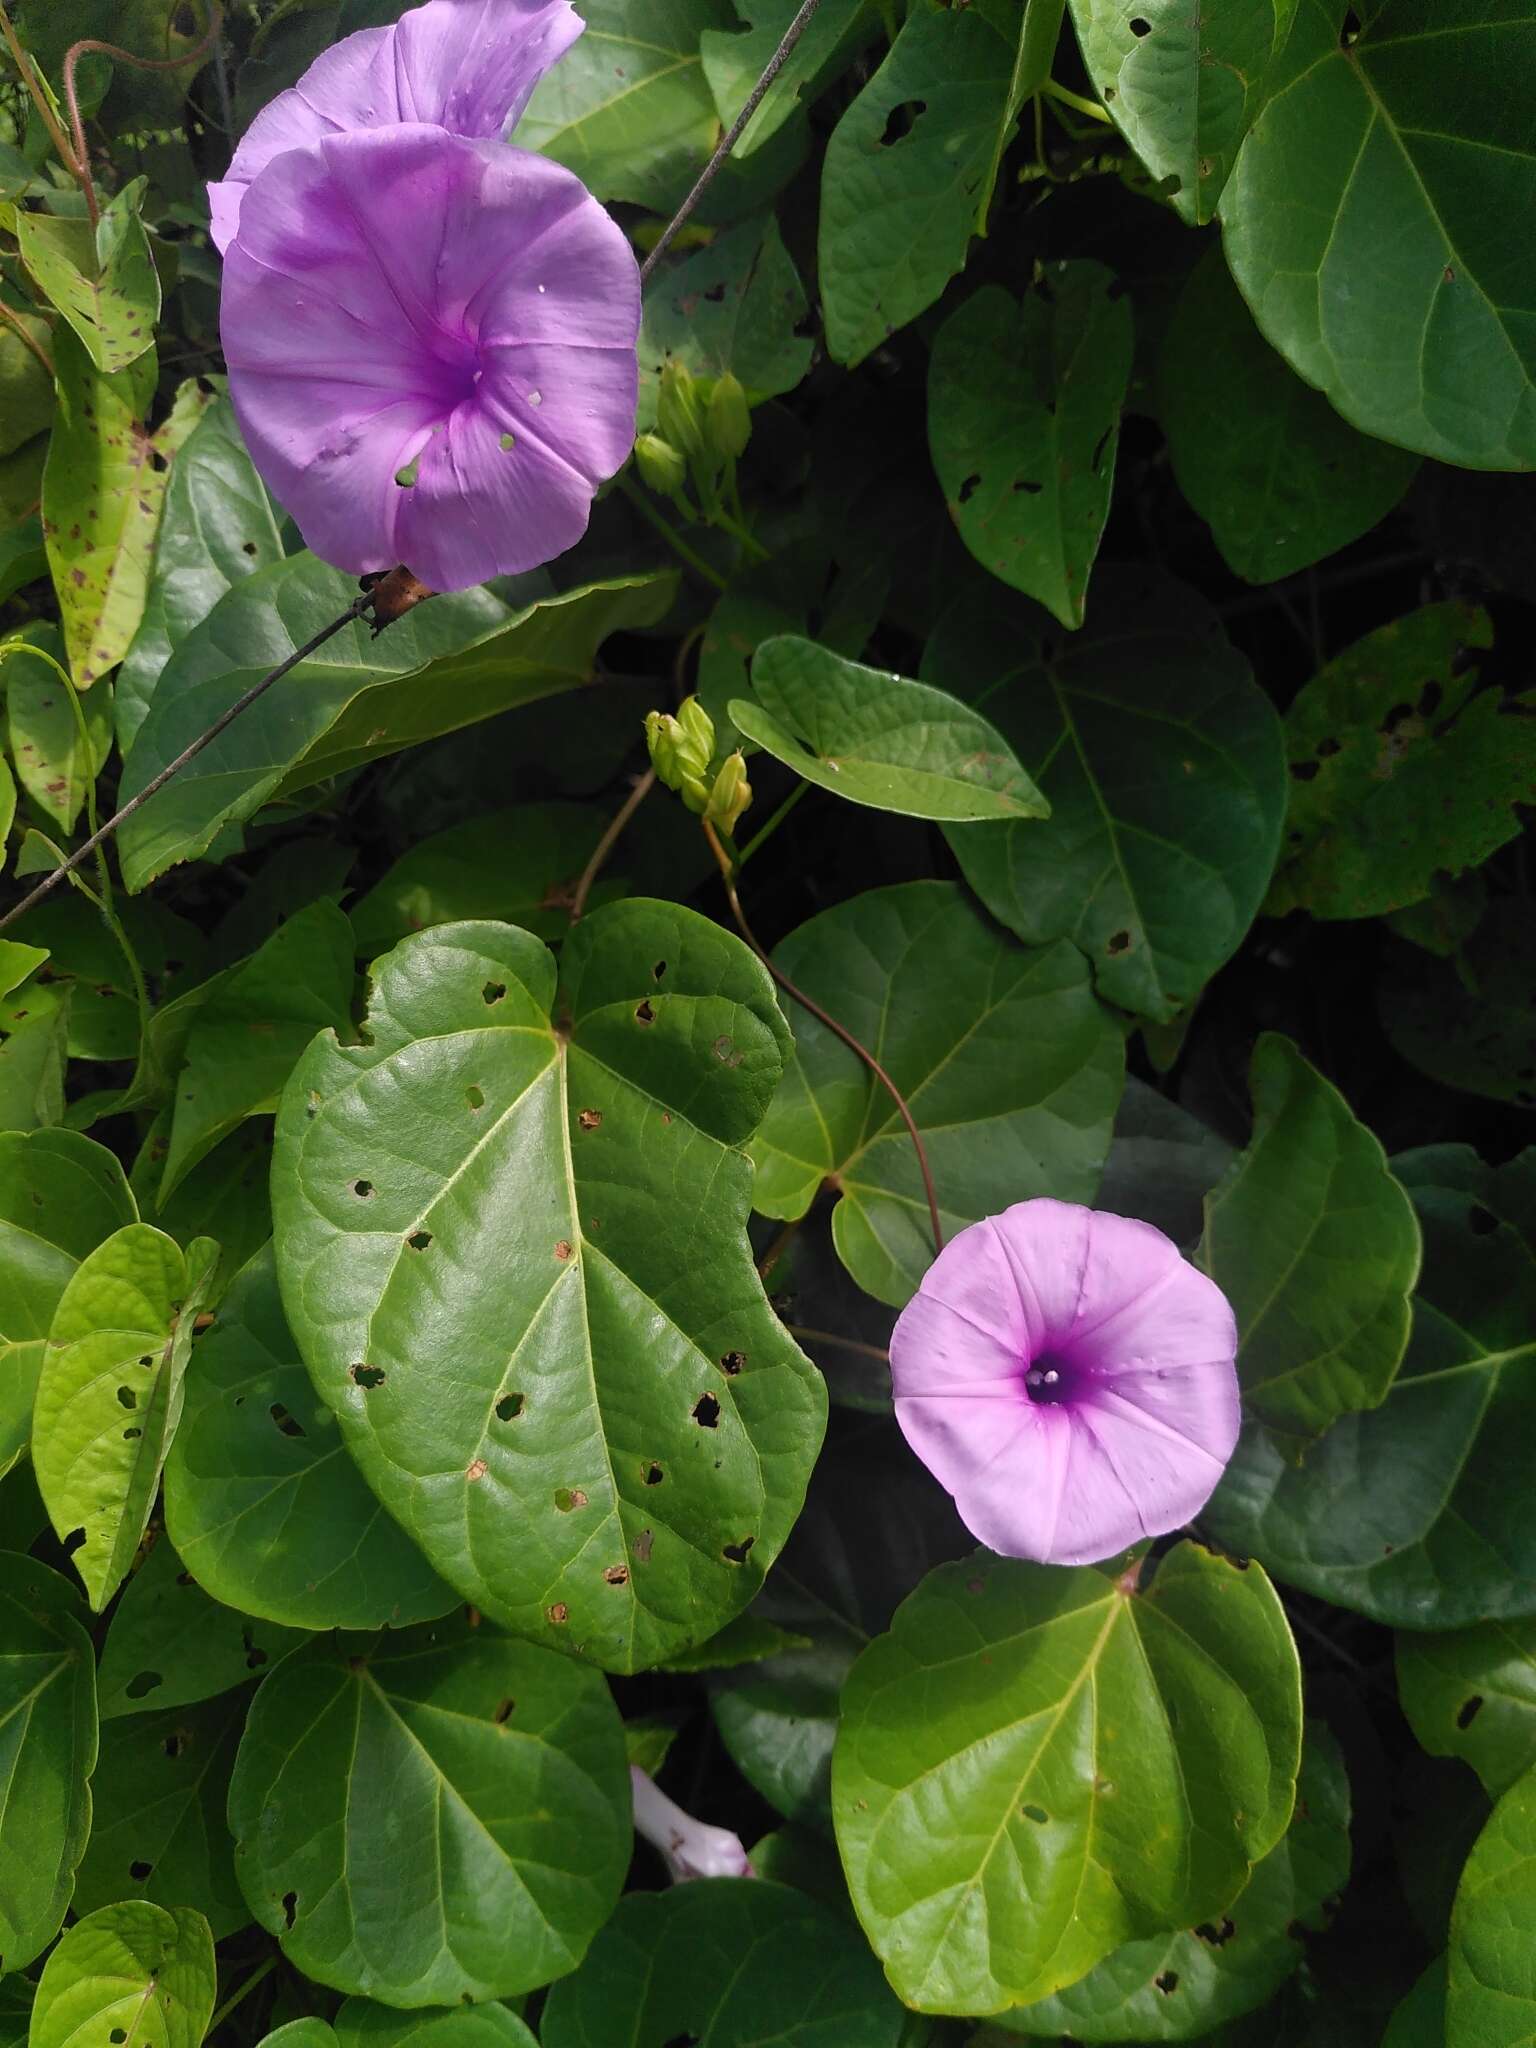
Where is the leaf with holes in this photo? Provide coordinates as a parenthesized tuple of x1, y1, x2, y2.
(923, 571, 1286, 1024)
(95, 1535, 305, 1720)
(1201, 1034, 1420, 1450)
(115, 555, 672, 891)
(227, 1615, 630, 2004)
(333, 1999, 538, 2048)
(1447, 1763, 1536, 2048)
(272, 905, 824, 1672)
(988, 1722, 1349, 2039)
(27, 1902, 215, 2048)
(638, 214, 811, 431)
(702, 0, 876, 156)
(351, 805, 609, 958)
(731, 637, 1047, 823)
(2, 624, 113, 834)
(72, 1691, 249, 1938)
(832, 1542, 1302, 2016)
(1158, 246, 1419, 583)
(0, 1555, 98, 1971)
(1399, 1618, 1536, 1801)
(0, 1127, 136, 1477)
(1222, 0, 1536, 469)
(33, 1223, 219, 1610)
(1207, 1145, 1536, 1628)
(541, 1877, 910, 2047)
(16, 183, 160, 375)
(164, 1245, 455, 1632)
(928, 269, 1132, 629)
(819, 3, 1039, 366)
(116, 395, 284, 753)
(751, 881, 1123, 1306)
(1266, 604, 1536, 920)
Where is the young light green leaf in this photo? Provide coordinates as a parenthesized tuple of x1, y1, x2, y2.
(115, 558, 672, 891)
(541, 1878, 910, 2046)
(273, 906, 825, 1673)
(923, 572, 1286, 1023)
(1267, 604, 1534, 921)
(0, 1555, 98, 1971)
(333, 1999, 538, 2048)
(638, 215, 812, 429)
(0, 1127, 136, 1477)
(1399, 1619, 1536, 1802)
(928, 268, 1132, 628)
(731, 636, 1047, 823)
(702, 0, 874, 156)
(72, 1691, 249, 1938)
(259, 2028, 339, 2048)
(228, 1617, 630, 2005)
(164, 1244, 455, 1632)
(116, 395, 284, 752)
(1448, 1764, 1536, 2048)
(16, 183, 160, 374)
(2, 625, 113, 833)
(1222, 0, 1536, 468)
(1380, 901, 1536, 1107)
(820, 4, 1034, 365)
(990, 1722, 1350, 2040)
(1158, 246, 1419, 583)
(34, 1224, 219, 1610)
(1207, 1145, 1536, 1628)
(28, 1902, 215, 2048)
(1201, 1034, 1420, 1450)
(751, 881, 1123, 1305)
(832, 1543, 1303, 2015)
(0, 941, 47, 1001)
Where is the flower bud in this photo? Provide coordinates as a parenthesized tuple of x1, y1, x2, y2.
(633, 431, 688, 501)
(707, 372, 751, 462)
(656, 362, 707, 462)
(705, 750, 753, 836)
(630, 1767, 754, 1884)
(645, 696, 716, 815)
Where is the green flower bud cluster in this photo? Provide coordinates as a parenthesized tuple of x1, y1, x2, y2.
(645, 695, 753, 837)
(635, 363, 754, 528)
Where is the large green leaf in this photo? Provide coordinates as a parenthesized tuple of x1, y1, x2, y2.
(1200, 1034, 1420, 1449)
(1158, 246, 1419, 583)
(928, 270, 1133, 629)
(540, 1877, 910, 2046)
(164, 1245, 455, 1632)
(95, 1534, 304, 1720)
(272, 906, 825, 1672)
(1221, 0, 1536, 469)
(1379, 901, 1536, 1107)
(334, 2002, 537, 2048)
(227, 1616, 630, 2005)
(1267, 604, 1534, 919)
(350, 805, 609, 958)
(990, 1722, 1350, 2039)
(1069, 0, 1294, 222)
(702, 0, 874, 155)
(115, 557, 672, 891)
(0, 1128, 136, 1477)
(34, 1224, 219, 1610)
(116, 396, 284, 753)
(637, 215, 812, 431)
(730, 637, 1047, 823)
(2, 625, 113, 834)
(923, 572, 1286, 1022)
(819, 3, 1034, 366)
(27, 1902, 215, 2048)
(1399, 1618, 1536, 1801)
(750, 881, 1124, 1306)
(72, 1691, 249, 1938)
(1207, 1145, 1536, 1628)
(1447, 1764, 1536, 2048)
(16, 185, 160, 375)
(832, 1543, 1303, 2015)
(0, 1555, 98, 1971)
(160, 900, 355, 1201)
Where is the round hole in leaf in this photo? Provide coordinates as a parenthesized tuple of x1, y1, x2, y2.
(692, 1393, 721, 1428)
(495, 1392, 525, 1421)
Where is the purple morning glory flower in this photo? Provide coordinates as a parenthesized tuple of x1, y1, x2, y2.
(208, 0, 582, 253)
(219, 124, 640, 593)
(631, 1767, 755, 1883)
(890, 1199, 1240, 1566)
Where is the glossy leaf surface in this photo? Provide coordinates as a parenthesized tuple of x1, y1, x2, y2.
(1447, 1764, 1536, 2048)
(27, 1902, 215, 2048)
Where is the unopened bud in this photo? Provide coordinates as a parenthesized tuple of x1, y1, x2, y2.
(645, 696, 716, 814)
(630, 1767, 754, 1884)
(704, 751, 753, 836)
(656, 363, 706, 462)
(707, 372, 751, 462)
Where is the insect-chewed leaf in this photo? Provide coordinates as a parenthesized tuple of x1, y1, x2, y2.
(26, 1902, 215, 2048)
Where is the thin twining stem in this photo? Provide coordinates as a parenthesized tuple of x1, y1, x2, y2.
(0, 588, 376, 933)
(62, 6, 226, 226)
(569, 768, 655, 922)
(0, 5, 80, 183)
(787, 1325, 892, 1366)
(701, 819, 944, 1263)
(639, 0, 823, 285)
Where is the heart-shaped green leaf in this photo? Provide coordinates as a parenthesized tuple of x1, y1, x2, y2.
(273, 906, 824, 1671)
(1448, 1763, 1536, 2048)
(1399, 1618, 1536, 1802)
(0, 1555, 97, 1971)
(638, 214, 811, 429)
(832, 1543, 1302, 2016)
(228, 1616, 629, 2005)
(34, 1224, 219, 1610)
(164, 1244, 455, 1632)
(751, 880, 1124, 1305)
(28, 1902, 215, 2048)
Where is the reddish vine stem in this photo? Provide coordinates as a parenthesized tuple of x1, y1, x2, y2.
(702, 820, 944, 1263)
(62, 5, 226, 227)
(569, 768, 655, 922)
